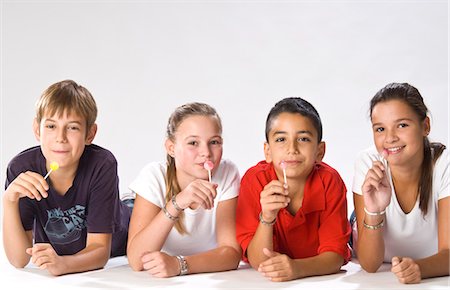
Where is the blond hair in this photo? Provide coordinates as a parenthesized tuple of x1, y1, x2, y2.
(165, 102, 222, 234)
(36, 80, 97, 131)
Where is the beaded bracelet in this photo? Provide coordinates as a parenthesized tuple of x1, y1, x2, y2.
(171, 195, 183, 211)
(363, 219, 384, 230)
(364, 207, 386, 216)
(259, 212, 276, 226)
(162, 205, 179, 221)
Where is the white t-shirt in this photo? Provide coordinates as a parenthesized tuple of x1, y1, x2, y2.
(352, 147, 449, 262)
(129, 159, 240, 256)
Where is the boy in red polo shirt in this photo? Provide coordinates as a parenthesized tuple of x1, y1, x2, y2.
(236, 97, 351, 282)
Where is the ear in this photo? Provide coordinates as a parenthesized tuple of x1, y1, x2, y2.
(33, 118, 41, 141)
(423, 116, 431, 136)
(316, 141, 326, 162)
(85, 123, 97, 145)
(264, 142, 273, 163)
(165, 138, 175, 157)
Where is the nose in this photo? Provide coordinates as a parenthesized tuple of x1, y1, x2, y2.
(56, 127, 68, 143)
(384, 128, 399, 144)
(199, 142, 211, 158)
(288, 139, 299, 154)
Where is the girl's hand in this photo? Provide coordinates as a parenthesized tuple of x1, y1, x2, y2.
(141, 251, 181, 278)
(176, 179, 217, 210)
(4, 172, 49, 202)
(259, 180, 289, 223)
(391, 256, 421, 284)
(26, 243, 66, 276)
(258, 248, 298, 282)
(361, 161, 391, 213)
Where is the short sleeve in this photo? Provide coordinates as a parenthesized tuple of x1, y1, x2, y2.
(128, 162, 167, 208)
(435, 149, 449, 200)
(215, 159, 240, 202)
(85, 156, 121, 233)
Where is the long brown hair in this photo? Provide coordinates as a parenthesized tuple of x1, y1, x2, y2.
(370, 83, 445, 216)
(165, 102, 222, 234)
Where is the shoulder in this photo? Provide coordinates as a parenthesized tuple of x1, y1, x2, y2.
(313, 162, 345, 189)
(434, 147, 448, 172)
(7, 146, 43, 172)
(83, 144, 117, 165)
(241, 161, 274, 184)
(216, 159, 240, 178)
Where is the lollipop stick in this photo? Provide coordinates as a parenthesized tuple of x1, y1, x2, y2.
(43, 169, 53, 180)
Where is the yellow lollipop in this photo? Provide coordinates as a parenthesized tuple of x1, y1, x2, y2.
(44, 161, 59, 180)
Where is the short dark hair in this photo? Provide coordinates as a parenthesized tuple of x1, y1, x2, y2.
(265, 97, 323, 142)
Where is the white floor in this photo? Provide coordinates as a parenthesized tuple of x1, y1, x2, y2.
(0, 246, 448, 290)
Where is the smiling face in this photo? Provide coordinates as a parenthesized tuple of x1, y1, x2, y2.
(34, 110, 96, 172)
(165, 115, 223, 188)
(371, 99, 429, 167)
(264, 112, 325, 181)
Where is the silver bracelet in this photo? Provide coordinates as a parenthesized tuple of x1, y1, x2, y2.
(176, 255, 188, 275)
(364, 207, 386, 216)
(162, 205, 178, 221)
(171, 195, 183, 211)
(259, 212, 276, 226)
(363, 219, 384, 230)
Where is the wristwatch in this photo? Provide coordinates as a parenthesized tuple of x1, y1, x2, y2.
(176, 255, 188, 275)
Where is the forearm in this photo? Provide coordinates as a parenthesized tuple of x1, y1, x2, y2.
(127, 207, 176, 270)
(356, 215, 385, 272)
(246, 223, 273, 269)
(56, 242, 111, 275)
(2, 198, 32, 267)
(294, 251, 344, 278)
(185, 246, 241, 274)
(416, 249, 449, 279)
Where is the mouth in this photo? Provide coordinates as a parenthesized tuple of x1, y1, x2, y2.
(385, 146, 405, 154)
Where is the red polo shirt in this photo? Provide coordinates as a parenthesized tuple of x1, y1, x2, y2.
(236, 161, 351, 263)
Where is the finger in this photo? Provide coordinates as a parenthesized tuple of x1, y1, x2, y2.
(391, 256, 401, 267)
(19, 172, 49, 198)
(262, 248, 278, 258)
(262, 184, 288, 197)
(13, 175, 46, 201)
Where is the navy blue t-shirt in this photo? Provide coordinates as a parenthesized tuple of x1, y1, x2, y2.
(5, 144, 131, 257)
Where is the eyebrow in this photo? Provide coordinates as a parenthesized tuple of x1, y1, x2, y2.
(183, 135, 222, 140)
(44, 118, 83, 125)
(272, 130, 313, 136)
(372, 118, 414, 128)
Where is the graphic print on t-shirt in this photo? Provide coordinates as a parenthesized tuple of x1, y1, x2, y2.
(44, 205, 86, 245)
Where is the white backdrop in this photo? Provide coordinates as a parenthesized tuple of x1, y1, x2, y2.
(1, 0, 448, 217)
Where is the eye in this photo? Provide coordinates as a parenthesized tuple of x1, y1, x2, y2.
(375, 127, 384, 133)
(68, 125, 80, 131)
(210, 139, 222, 145)
(275, 137, 285, 142)
(398, 123, 409, 128)
(297, 137, 311, 142)
(188, 141, 198, 146)
(45, 124, 56, 129)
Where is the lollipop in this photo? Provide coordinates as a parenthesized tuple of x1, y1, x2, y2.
(44, 161, 59, 180)
(280, 160, 287, 185)
(204, 160, 214, 183)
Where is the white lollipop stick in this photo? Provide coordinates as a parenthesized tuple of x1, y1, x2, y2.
(280, 160, 287, 185)
(44, 162, 59, 180)
(204, 161, 214, 183)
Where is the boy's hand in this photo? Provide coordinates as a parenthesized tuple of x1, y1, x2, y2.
(259, 180, 289, 222)
(391, 256, 421, 284)
(141, 251, 181, 278)
(258, 248, 298, 282)
(361, 161, 391, 213)
(26, 243, 66, 276)
(177, 179, 217, 210)
(4, 172, 49, 202)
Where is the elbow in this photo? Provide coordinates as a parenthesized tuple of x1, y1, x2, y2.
(6, 255, 30, 269)
(218, 246, 242, 270)
(127, 254, 143, 272)
(359, 260, 381, 273)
